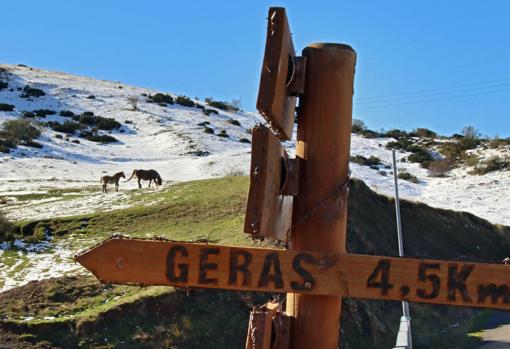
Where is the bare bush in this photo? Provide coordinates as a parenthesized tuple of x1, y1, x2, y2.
(462, 125, 479, 139)
(230, 97, 242, 111)
(428, 159, 453, 177)
(127, 96, 139, 111)
(352, 119, 366, 133)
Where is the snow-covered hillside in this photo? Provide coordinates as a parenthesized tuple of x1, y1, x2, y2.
(0, 63, 509, 227)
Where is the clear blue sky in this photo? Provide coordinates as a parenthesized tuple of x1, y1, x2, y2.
(2, 0, 509, 137)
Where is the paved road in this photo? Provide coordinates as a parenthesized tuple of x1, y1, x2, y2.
(479, 312, 510, 349)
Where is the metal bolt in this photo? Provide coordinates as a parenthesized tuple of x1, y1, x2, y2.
(304, 282, 312, 289)
(115, 258, 125, 269)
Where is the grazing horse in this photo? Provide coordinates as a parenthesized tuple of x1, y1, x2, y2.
(127, 169, 163, 189)
(100, 171, 126, 193)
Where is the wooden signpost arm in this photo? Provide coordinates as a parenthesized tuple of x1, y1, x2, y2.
(286, 44, 357, 349)
(76, 237, 510, 311)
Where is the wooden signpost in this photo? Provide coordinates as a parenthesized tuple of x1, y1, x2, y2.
(244, 125, 296, 241)
(256, 7, 305, 141)
(75, 6, 510, 349)
(76, 237, 510, 311)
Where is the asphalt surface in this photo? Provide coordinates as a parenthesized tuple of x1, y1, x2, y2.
(478, 312, 510, 349)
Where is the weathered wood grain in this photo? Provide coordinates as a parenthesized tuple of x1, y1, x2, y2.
(244, 125, 293, 241)
(256, 7, 298, 141)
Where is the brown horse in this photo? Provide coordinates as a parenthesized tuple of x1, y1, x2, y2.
(100, 171, 126, 193)
(127, 169, 163, 189)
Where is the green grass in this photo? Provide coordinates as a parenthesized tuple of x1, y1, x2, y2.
(5, 176, 251, 248)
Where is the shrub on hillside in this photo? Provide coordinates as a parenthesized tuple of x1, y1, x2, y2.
(398, 170, 419, 183)
(34, 109, 56, 117)
(59, 110, 75, 117)
(436, 139, 478, 167)
(0, 212, 15, 241)
(20, 85, 45, 98)
(0, 139, 14, 153)
(96, 117, 121, 131)
(22, 111, 35, 118)
(411, 128, 437, 138)
(73, 114, 121, 130)
(407, 149, 434, 168)
(0, 81, 8, 91)
(206, 98, 239, 112)
(351, 119, 366, 133)
(470, 156, 510, 175)
(204, 127, 214, 134)
(385, 129, 408, 139)
(84, 133, 118, 143)
(21, 139, 43, 148)
(227, 119, 241, 126)
(359, 129, 382, 139)
(1, 119, 40, 142)
(217, 130, 229, 138)
(203, 108, 219, 116)
(0, 138, 16, 149)
(0, 103, 15, 112)
(386, 138, 412, 151)
(51, 121, 81, 134)
(489, 137, 510, 149)
(72, 114, 94, 125)
(460, 153, 479, 168)
(350, 155, 381, 167)
(175, 96, 195, 108)
(459, 137, 480, 150)
(148, 93, 174, 104)
(87, 95, 96, 99)
(239, 138, 251, 144)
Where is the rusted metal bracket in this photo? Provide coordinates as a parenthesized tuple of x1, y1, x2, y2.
(245, 302, 290, 349)
(287, 56, 307, 96)
(280, 157, 299, 196)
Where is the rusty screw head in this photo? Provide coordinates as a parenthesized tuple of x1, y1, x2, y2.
(115, 257, 125, 269)
(319, 258, 329, 266)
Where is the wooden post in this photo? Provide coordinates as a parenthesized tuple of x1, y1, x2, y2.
(286, 43, 356, 349)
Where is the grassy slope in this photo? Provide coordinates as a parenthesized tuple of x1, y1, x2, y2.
(1, 176, 510, 348)
(12, 176, 251, 246)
